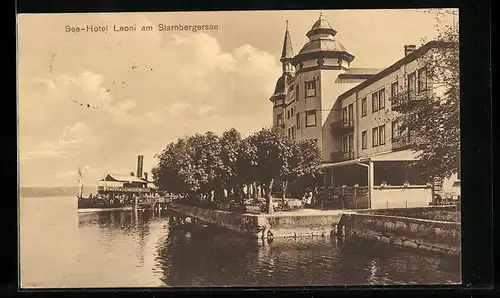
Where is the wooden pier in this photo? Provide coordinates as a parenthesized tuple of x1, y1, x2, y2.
(78, 195, 175, 214)
(133, 195, 174, 212)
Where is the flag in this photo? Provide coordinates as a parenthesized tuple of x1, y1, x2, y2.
(78, 165, 82, 178)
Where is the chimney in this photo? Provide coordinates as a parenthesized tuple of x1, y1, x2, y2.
(136, 155, 143, 178)
(404, 45, 416, 57)
(144, 172, 148, 181)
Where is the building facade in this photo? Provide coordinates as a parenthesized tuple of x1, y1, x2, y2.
(269, 15, 458, 209)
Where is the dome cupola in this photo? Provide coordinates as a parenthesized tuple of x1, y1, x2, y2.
(306, 13, 338, 40)
(292, 13, 354, 68)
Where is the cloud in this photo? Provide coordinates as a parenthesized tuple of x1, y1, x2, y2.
(19, 28, 280, 186)
(164, 102, 191, 116)
(197, 105, 214, 116)
(59, 122, 88, 145)
(20, 141, 72, 160)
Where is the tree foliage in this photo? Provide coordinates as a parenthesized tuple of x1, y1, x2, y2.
(152, 127, 322, 213)
(387, 10, 459, 180)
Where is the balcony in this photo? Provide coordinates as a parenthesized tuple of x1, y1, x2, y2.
(392, 133, 425, 151)
(331, 150, 355, 162)
(330, 118, 354, 135)
(390, 89, 428, 111)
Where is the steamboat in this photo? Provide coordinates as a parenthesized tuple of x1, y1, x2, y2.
(77, 155, 168, 212)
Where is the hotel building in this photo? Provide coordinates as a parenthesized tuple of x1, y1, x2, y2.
(269, 15, 458, 209)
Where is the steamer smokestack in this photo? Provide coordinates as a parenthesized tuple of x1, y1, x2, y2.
(136, 155, 143, 178)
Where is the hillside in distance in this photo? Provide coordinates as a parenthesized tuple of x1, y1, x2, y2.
(19, 186, 97, 197)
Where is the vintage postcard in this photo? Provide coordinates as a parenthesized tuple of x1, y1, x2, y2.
(18, 9, 461, 288)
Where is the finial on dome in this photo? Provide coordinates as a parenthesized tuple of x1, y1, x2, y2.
(286, 20, 289, 30)
(319, 11, 323, 19)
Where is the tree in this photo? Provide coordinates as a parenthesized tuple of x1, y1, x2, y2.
(388, 10, 459, 180)
(294, 139, 323, 193)
(236, 136, 259, 204)
(250, 127, 297, 213)
(153, 127, 321, 214)
(152, 137, 195, 196)
(218, 128, 242, 201)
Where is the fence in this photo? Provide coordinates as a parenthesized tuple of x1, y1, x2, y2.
(320, 186, 370, 210)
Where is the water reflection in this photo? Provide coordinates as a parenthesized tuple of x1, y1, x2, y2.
(20, 197, 460, 288)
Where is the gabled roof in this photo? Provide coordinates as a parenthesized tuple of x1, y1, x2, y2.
(101, 173, 147, 183)
(345, 68, 382, 75)
(337, 68, 383, 80)
(337, 40, 452, 100)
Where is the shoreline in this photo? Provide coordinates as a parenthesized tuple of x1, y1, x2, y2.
(170, 203, 460, 256)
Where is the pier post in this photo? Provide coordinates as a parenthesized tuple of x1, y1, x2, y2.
(134, 197, 138, 211)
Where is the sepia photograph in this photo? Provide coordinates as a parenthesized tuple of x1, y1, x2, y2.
(18, 9, 461, 288)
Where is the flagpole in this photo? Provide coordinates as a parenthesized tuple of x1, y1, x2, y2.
(78, 165, 84, 198)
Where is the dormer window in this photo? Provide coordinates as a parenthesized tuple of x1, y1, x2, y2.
(305, 80, 316, 97)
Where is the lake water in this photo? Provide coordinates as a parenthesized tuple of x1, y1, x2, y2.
(19, 196, 461, 288)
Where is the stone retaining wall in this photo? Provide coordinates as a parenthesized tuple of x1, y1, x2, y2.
(169, 203, 263, 236)
(359, 206, 461, 222)
(339, 213, 461, 256)
(170, 203, 342, 239)
(170, 204, 461, 255)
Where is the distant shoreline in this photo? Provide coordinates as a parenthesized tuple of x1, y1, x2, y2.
(19, 186, 97, 198)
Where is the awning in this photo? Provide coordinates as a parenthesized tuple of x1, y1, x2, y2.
(321, 158, 369, 168)
(369, 149, 421, 161)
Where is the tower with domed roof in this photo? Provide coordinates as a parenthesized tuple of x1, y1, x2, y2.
(270, 13, 380, 161)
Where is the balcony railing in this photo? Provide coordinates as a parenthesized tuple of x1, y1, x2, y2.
(97, 186, 152, 193)
(390, 89, 429, 111)
(392, 133, 425, 151)
(330, 118, 354, 134)
(331, 150, 355, 162)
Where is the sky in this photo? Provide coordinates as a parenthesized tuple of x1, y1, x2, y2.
(17, 9, 457, 187)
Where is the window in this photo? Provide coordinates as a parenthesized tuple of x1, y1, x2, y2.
(361, 97, 367, 117)
(392, 120, 407, 139)
(372, 127, 379, 147)
(342, 136, 348, 152)
(348, 104, 354, 120)
(417, 67, 427, 93)
(408, 72, 416, 96)
(378, 88, 385, 110)
(287, 128, 291, 138)
(391, 81, 399, 98)
(361, 130, 367, 150)
(305, 110, 317, 127)
(348, 134, 354, 153)
(296, 112, 300, 129)
(291, 107, 294, 115)
(295, 85, 300, 101)
(379, 124, 386, 145)
(305, 80, 316, 97)
(372, 92, 379, 112)
(291, 126, 296, 139)
(391, 120, 399, 139)
(277, 114, 283, 126)
(342, 107, 347, 122)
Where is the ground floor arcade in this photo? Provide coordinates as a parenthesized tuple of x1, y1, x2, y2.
(320, 155, 434, 210)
